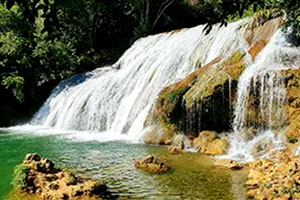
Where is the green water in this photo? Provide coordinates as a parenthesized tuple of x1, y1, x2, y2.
(0, 130, 247, 200)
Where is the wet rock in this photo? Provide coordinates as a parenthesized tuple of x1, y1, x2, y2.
(168, 140, 185, 154)
(13, 153, 108, 200)
(282, 69, 300, 140)
(143, 126, 175, 145)
(192, 131, 228, 155)
(245, 151, 300, 199)
(134, 155, 170, 173)
(146, 14, 283, 142)
(248, 40, 267, 60)
(214, 159, 243, 170)
(168, 146, 181, 154)
(152, 51, 246, 136)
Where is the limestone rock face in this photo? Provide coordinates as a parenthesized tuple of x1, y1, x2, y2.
(282, 69, 300, 140)
(192, 131, 228, 155)
(134, 155, 170, 173)
(153, 51, 246, 137)
(13, 153, 107, 200)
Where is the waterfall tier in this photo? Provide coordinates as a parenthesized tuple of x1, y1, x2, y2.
(30, 18, 253, 141)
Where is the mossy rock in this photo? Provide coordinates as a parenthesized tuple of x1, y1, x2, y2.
(12, 164, 30, 189)
(152, 50, 246, 136)
(282, 69, 300, 140)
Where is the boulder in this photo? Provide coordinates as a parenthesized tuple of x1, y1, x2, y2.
(134, 155, 169, 173)
(192, 131, 229, 155)
(168, 140, 185, 154)
(143, 126, 175, 145)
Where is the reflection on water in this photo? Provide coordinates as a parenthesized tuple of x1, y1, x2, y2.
(0, 131, 247, 200)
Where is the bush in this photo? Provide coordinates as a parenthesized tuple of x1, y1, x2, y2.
(12, 164, 29, 189)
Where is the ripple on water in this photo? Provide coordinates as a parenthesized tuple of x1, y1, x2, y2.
(0, 132, 247, 200)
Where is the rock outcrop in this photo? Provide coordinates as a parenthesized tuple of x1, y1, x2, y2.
(134, 155, 170, 173)
(193, 131, 228, 155)
(246, 150, 300, 199)
(144, 13, 283, 145)
(13, 153, 108, 200)
(282, 69, 300, 141)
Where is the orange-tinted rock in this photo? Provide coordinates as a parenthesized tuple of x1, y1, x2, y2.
(248, 40, 267, 60)
(214, 159, 243, 170)
(135, 155, 170, 173)
(192, 131, 228, 155)
(13, 153, 107, 199)
(245, 151, 300, 199)
(168, 140, 185, 154)
(281, 69, 300, 140)
(143, 126, 175, 145)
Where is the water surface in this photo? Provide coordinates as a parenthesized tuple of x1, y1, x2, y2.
(0, 130, 247, 199)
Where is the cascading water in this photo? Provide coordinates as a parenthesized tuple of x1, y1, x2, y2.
(7, 16, 300, 162)
(222, 30, 300, 162)
(17, 18, 251, 142)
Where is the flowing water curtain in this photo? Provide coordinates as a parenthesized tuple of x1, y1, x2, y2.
(233, 70, 287, 136)
(224, 29, 300, 162)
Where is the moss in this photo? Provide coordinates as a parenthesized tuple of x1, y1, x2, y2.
(12, 164, 29, 189)
(154, 84, 190, 124)
(287, 135, 298, 144)
(184, 50, 245, 105)
(66, 173, 77, 186)
(152, 50, 246, 136)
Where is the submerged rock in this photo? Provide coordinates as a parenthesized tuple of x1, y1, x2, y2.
(134, 155, 170, 173)
(193, 131, 229, 155)
(13, 153, 108, 199)
(214, 159, 243, 170)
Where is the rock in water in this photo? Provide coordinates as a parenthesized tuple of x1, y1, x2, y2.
(13, 153, 108, 199)
(168, 140, 185, 154)
(192, 131, 229, 155)
(214, 159, 243, 170)
(134, 155, 170, 173)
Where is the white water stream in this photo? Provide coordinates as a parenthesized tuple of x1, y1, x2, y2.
(221, 30, 300, 161)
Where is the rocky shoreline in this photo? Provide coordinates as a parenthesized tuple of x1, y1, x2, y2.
(12, 153, 111, 200)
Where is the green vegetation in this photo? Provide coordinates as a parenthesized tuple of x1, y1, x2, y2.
(287, 135, 298, 144)
(0, 0, 299, 126)
(12, 164, 29, 189)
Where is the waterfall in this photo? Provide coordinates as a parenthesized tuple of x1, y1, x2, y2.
(9, 16, 300, 160)
(222, 30, 300, 162)
(24, 19, 251, 141)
